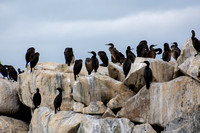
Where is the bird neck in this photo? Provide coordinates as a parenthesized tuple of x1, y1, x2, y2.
(192, 32, 195, 39)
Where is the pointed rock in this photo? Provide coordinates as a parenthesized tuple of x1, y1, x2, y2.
(132, 124, 156, 133)
(102, 108, 115, 118)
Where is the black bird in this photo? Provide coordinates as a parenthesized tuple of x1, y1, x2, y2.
(147, 45, 162, 59)
(33, 88, 41, 110)
(25, 47, 35, 68)
(123, 48, 132, 77)
(30, 52, 40, 72)
(85, 58, 93, 75)
(126, 46, 136, 63)
(98, 51, 109, 67)
(137, 40, 149, 57)
(73, 59, 83, 80)
(171, 42, 181, 60)
(142, 61, 152, 89)
(106, 43, 124, 63)
(89, 51, 99, 72)
(162, 43, 171, 62)
(0, 64, 8, 79)
(54, 88, 64, 114)
(191, 30, 200, 56)
(5, 65, 18, 81)
(64, 48, 74, 66)
(18, 68, 24, 74)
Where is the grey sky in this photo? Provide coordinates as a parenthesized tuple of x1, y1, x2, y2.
(0, 0, 200, 70)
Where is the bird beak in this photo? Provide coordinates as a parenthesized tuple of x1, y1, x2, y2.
(88, 52, 91, 53)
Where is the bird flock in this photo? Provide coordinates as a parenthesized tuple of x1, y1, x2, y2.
(0, 30, 199, 113)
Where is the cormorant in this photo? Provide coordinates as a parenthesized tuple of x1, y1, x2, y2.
(171, 42, 181, 60)
(25, 47, 35, 68)
(54, 88, 64, 114)
(85, 58, 93, 75)
(98, 51, 109, 67)
(0, 64, 8, 79)
(126, 46, 136, 63)
(5, 65, 17, 81)
(191, 30, 200, 56)
(64, 48, 74, 66)
(123, 48, 132, 77)
(137, 40, 149, 57)
(89, 51, 99, 72)
(30, 52, 40, 72)
(73, 59, 82, 80)
(142, 61, 152, 89)
(147, 45, 162, 59)
(33, 88, 41, 110)
(162, 43, 171, 62)
(18, 68, 24, 74)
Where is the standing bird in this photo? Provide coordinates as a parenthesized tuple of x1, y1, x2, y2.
(73, 59, 83, 80)
(171, 42, 181, 60)
(137, 40, 149, 57)
(33, 88, 41, 110)
(54, 88, 64, 114)
(5, 65, 18, 81)
(142, 61, 152, 89)
(98, 51, 109, 67)
(89, 51, 99, 72)
(64, 48, 74, 66)
(162, 43, 171, 62)
(18, 68, 24, 74)
(123, 48, 132, 77)
(0, 64, 8, 79)
(85, 58, 93, 75)
(126, 46, 136, 63)
(147, 45, 162, 59)
(191, 30, 200, 56)
(30, 52, 40, 72)
(25, 47, 35, 68)
(106, 43, 124, 63)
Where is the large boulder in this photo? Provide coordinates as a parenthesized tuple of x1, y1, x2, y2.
(124, 57, 175, 93)
(82, 101, 107, 115)
(0, 78, 20, 114)
(108, 62, 125, 82)
(0, 116, 29, 133)
(117, 76, 200, 127)
(29, 107, 134, 133)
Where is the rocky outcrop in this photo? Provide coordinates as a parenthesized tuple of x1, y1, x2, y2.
(132, 124, 156, 133)
(117, 76, 200, 127)
(124, 57, 175, 93)
(108, 62, 125, 81)
(0, 116, 29, 133)
(29, 107, 134, 133)
(82, 101, 107, 115)
(0, 78, 20, 114)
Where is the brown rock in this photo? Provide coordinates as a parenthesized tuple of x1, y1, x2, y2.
(108, 62, 125, 81)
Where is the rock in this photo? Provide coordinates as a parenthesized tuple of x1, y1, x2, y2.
(164, 105, 200, 133)
(0, 78, 20, 114)
(108, 62, 125, 81)
(117, 76, 200, 127)
(124, 57, 174, 93)
(102, 108, 115, 118)
(29, 106, 134, 133)
(82, 101, 107, 115)
(132, 124, 156, 133)
(72, 102, 85, 113)
(107, 91, 135, 110)
(0, 116, 29, 133)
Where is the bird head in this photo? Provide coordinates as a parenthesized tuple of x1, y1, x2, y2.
(36, 88, 39, 93)
(142, 61, 150, 66)
(56, 88, 64, 92)
(105, 43, 114, 47)
(88, 51, 96, 56)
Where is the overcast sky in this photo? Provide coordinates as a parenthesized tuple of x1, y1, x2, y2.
(0, 0, 200, 70)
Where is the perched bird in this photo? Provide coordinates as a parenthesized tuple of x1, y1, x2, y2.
(25, 47, 35, 68)
(0, 64, 8, 79)
(191, 30, 200, 56)
(123, 49, 132, 77)
(54, 88, 64, 114)
(5, 65, 18, 81)
(33, 88, 41, 110)
(126, 46, 136, 63)
(162, 43, 171, 62)
(137, 40, 149, 57)
(18, 68, 24, 74)
(142, 61, 152, 89)
(30, 52, 40, 72)
(147, 45, 162, 59)
(98, 51, 109, 67)
(64, 48, 74, 66)
(85, 58, 93, 75)
(171, 42, 181, 60)
(73, 59, 83, 80)
(89, 51, 99, 72)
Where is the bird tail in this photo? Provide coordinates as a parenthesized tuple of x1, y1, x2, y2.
(74, 75, 76, 81)
(146, 82, 150, 89)
(55, 109, 57, 114)
(31, 68, 32, 72)
(68, 62, 70, 66)
(25, 63, 28, 68)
